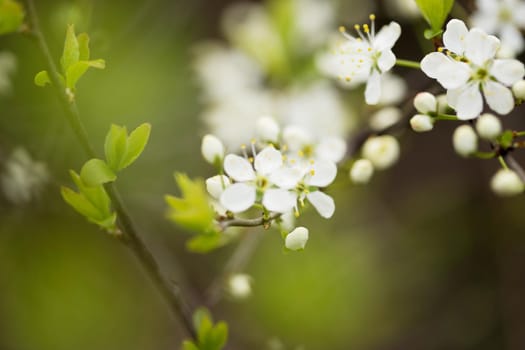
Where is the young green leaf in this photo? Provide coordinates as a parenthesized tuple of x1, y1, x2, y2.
(61, 186, 104, 222)
(415, 0, 454, 32)
(182, 341, 200, 350)
(0, 0, 25, 35)
(70, 170, 112, 218)
(80, 158, 117, 187)
(104, 124, 128, 171)
(60, 24, 80, 73)
(119, 123, 151, 170)
(77, 32, 90, 60)
(65, 59, 105, 89)
(186, 234, 225, 254)
(207, 322, 228, 350)
(34, 70, 51, 87)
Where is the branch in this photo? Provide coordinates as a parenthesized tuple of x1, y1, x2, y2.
(218, 213, 282, 231)
(24, 0, 197, 340)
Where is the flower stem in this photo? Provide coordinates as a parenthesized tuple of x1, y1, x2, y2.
(499, 156, 509, 170)
(24, 0, 197, 340)
(472, 151, 497, 159)
(218, 213, 282, 231)
(395, 59, 421, 69)
(434, 113, 459, 121)
(515, 131, 525, 137)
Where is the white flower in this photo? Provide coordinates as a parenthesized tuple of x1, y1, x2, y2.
(206, 175, 231, 199)
(512, 80, 525, 99)
(285, 226, 309, 251)
(256, 116, 280, 142)
(410, 114, 434, 132)
(471, 0, 525, 57)
(491, 168, 524, 196)
(378, 73, 407, 105)
(413, 92, 437, 114)
(335, 15, 402, 104)
(362, 135, 400, 169)
(421, 19, 525, 119)
(476, 113, 502, 139)
(369, 107, 402, 131)
(350, 159, 374, 184)
(220, 146, 283, 213)
(453, 125, 478, 157)
(201, 134, 225, 164)
(227, 274, 252, 299)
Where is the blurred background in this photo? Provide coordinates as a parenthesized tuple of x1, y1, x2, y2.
(1, 0, 525, 349)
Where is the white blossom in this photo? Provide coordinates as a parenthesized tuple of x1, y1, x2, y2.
(410, 114, 434, 132)
(227, 274, 252, 299)
(421, 19, 525, 119)
(476, 113, 502, 139)
(453, 125, 478, 157)
(206, 175, 231, 199)
(256, 116, 280, 143)
(369, 107, 402, 131)
(201, 134, 225, 164)
(285, 226, 309, 251)
(490, 168, 524, 196)
(362, 135, 400, 169)
(471, 0, 525, 57)
(0, 52, 16, 95)
(350, 159, 374, 184)
(334, 15, 402, 104)
(413, 92, 437, 114)
(512, 80, 525, 99)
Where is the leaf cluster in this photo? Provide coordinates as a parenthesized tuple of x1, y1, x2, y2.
(415, 0, 455, 39)
(182, 308, 228, 350)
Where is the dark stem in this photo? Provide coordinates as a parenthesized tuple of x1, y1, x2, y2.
(24, 0, 197, 340)
(218, 213, 282, 231)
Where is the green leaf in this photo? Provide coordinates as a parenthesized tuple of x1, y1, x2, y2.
(0, 0, 25, 35)
(182, 341, 200, 350)
(415, 0, 454, 32)
(61, 186, 102, 221)
(80, 158, 116, 187)
(207, 322, 228, 350)
(186, 234, 225, 254)
(120, 123, 151, 170)
(60, 24, 80, 73)
(70, 170, 112, 219)
(77, 32, 90, 60)
(424, 28, 443, 40)
(65, 59, 105, 90)
(498, 130, 514, 149)
(34, 70, 51, 87)
(104, 124, 128, 172)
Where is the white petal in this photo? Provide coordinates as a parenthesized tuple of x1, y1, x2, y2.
(365, 70, 381, 105)
(282, 125, 313, 151)
(306, 191, 335, 218)
(490, 59, 525, 86)
(373, 22, 401, 51)
(453, 83, 483, 120)
(205, 175, 231, 199)
(254, 146, 282, 175)
(446, 87, 460, 109)
(421, 53, 470, 89)
(307, 159, 337, 187)
(443, 19, 468, 55)
(219, 183, 256, 213)
(285, 227, 309, 251)
(262, 189, 297, 213)
(316, 137, 347, 163)
(500, 24, 524, 56)
(224, 154, 256, 182)
(483, 81, 515, 115)
(377, 50, 396, 73)
(465, 29, 500, 66)
(269, 167, 303, 189)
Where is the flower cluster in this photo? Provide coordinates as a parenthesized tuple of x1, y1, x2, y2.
(201, 117, 346, 250)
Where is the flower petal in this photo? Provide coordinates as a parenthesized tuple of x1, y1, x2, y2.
(307, 159, 337, 187)
(443, 19, 468, 55)
(269, 167, 303, 189)
(377, 49, 396, 73)
(306, 191, 335, 218)
(224, 154, 255, 182)
(316, 137, 347, 163)
(490, 59, 525, 86)
(453, 83, 483, 120)
(421, 53, 471, 89)
(206, 175, 231, 199)
(365, 69, 381, 105)
(219, 183, 256, 213)
(262, 189, 297, 213)
(465, 28, 500, 66)
(500, 24, 524, 56)
(483, 80, 515, 115)
(254, 146, 283, 175)
(373, 22, 401, 51)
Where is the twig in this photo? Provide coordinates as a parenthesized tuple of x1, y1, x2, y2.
(24, 0, 197, 340)
(505, 155, 525, 183)
(218, 213, 282, 231)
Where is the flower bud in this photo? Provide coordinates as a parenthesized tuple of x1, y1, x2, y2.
(476, 113, 502, 140)
(413, 92, 436, 114)
(227, 273, 252, 299)
(362, 135, 400, 170)
(512, 80, 525, 100)
(205, 175, 231, 199)
(349, 159, 374, 184)
(410, 114, 434, 132)
(453, 125, 478, 157)
(285, 226, 309, 251)
(436, 94, 449, 114)
(256, 116, 280, 142)
(369, 107, 402, 131)
(490, 169, 524, 196)
(201, 134, 225, 164)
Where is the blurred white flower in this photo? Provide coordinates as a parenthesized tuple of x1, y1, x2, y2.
(453, 125, 478, 157)
(362, 135, 400, 169)
(413, 92, 437, 114)
(512, 80, 525, 99)
(378, 73, 407, 105)
(256, 116, 280, 143)
(369, 107, 402, 131)
(385, 0, 420, 20)
(201, 134, 225, 164)
(285, 226, 309, 250)
(421, 19, 525, 119)
(491, 168, 524, 196)
(292, 0, 335, 53)
(410, 114, 434, 132)
(476, 113, 502, 140)
(349, 158, 374, 184)
(1, 148, 49, 205)
(0, 52, 17, 95)
(471, 0, 525, 57)
(227, 273, 253, 299)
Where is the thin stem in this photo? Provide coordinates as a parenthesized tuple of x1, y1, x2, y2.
(395, 59, 421, 69)
(499, 156, 509, 170)
(219, 213, 282, 231)
(505, 155, 525, 183)
(434, 113, 459, 121)
(472, 151, 497, 160)
(514, 131, 525, 137)
(24, 0, 197, 340)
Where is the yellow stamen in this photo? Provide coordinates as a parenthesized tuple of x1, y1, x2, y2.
(363, 24, 369, 33)
(369, 14, 376, 21)
(339, 26, 346, 33)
